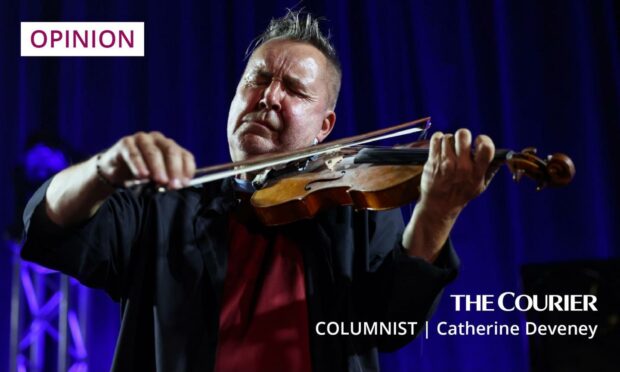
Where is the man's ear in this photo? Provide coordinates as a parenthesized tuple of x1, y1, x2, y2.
(316, 110, 336, 143)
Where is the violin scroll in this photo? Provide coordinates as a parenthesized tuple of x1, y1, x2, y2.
(505, 148, 575, 190)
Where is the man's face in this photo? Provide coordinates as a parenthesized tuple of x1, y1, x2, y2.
(227, 39, 336, 161)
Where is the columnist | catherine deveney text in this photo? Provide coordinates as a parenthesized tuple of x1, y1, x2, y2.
(315, 292, 598, 340)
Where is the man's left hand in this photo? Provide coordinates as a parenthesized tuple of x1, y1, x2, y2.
(402, 128, 495, 262)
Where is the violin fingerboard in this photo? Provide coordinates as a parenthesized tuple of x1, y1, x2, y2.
(353, 148, 429, 165)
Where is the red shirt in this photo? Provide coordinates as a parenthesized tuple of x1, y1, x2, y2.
(215, 213, 312, 372)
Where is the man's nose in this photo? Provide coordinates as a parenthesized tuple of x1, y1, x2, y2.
(258, 79, 284, 111)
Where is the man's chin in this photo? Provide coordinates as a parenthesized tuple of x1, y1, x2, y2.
(233, 134, 278, 160)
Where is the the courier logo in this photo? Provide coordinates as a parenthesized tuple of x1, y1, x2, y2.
(20, 22, 144, 57)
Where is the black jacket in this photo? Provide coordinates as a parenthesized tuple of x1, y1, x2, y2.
(22, 177, 459, 372)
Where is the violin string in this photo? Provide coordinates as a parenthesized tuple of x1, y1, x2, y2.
(193, 118, 430, 174)
(185, 126, 426, 187)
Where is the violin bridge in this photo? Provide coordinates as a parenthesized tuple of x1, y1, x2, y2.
(251, 169, 272, 190)
(325, 155, 344, 171)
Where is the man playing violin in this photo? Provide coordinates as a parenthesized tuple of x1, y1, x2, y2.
(22, 10, 495, 372)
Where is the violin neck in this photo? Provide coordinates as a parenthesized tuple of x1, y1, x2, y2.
(353, 148, 511, 165)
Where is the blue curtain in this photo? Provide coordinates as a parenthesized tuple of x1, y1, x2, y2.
(1, 0, 618, 371)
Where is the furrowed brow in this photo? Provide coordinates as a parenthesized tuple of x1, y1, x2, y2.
(256, 69, 273, 79)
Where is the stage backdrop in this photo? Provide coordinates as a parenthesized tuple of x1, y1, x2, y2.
(1, 0, 618, 371)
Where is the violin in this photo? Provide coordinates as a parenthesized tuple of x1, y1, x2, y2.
(129, 117, 576, 226)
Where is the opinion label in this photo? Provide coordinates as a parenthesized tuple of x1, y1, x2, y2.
(21, 22, 145, 57)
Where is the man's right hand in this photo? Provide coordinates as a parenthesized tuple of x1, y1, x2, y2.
(99, 131, 196, 190)
(45, 132, 196, 227)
